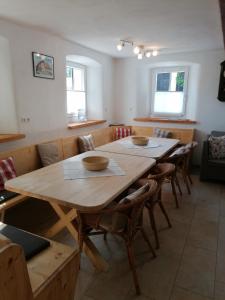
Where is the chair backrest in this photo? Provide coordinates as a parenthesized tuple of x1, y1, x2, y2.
(184, 141, 198, 154)
(115, 180, 158, 234)
(0, 242, 34, 300)
(130, 180, 158, 231)
(170, 145, 190, 156)
(168, 147, 191, 172)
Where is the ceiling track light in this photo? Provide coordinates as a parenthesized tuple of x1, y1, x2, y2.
(116, 40, 159, 59)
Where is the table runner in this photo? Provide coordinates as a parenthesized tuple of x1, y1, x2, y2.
(63, 159, 125, 180)
(118, 139, 160, 149)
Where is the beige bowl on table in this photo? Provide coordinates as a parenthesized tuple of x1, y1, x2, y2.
(82, 156, 109, 171)
(131, 136, 149, 146)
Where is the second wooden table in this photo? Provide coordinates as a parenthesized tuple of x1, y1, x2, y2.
(96, 137, 179, 160)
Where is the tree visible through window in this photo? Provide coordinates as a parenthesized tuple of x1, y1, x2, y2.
(152, 67, 188, 117)
(66, 65, 86, 120)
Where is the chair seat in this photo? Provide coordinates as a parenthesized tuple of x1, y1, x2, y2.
(0, 190, 18, 204)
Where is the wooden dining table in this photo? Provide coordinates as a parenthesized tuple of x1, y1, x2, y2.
(96, 136, 179, 160)
(5, 150, 156, 272)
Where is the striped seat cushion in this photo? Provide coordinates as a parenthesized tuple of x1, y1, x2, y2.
(115, 127, 131, 140)
(0, 157, 17, 191)
(78, 134, 95, 153)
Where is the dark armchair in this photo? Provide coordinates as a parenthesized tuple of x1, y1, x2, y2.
(200, 131, 225, 182)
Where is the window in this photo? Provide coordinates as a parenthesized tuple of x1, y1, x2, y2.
(151, 67, 188, 117)
(66, 64, 86, 120)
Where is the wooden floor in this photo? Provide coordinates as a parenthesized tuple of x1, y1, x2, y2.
(53, 174, 225, 300)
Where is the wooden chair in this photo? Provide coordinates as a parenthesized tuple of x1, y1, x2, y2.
(166, 147, 192, 195)
(184, 141, 198, 185)
(77, 180, 158, 295)
(0, 233, 80, 300)
(136, 163, 174, 249)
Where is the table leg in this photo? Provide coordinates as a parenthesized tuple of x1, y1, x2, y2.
(44, 202, 108, 272)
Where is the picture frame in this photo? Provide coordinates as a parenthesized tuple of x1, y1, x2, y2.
(32, 52, 55, 79)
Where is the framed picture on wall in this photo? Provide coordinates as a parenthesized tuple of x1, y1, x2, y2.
(32, 52, 55, 79)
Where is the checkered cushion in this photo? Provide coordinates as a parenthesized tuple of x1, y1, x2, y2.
(153, 128, 172, 138)
(0, 157, 17, 191)
(115, 127, 131, 140)
(78, 134, 95, 153)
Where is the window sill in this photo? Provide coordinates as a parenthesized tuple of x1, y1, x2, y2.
(67, 119, 107, 129)
(133, 117, 197, 124)
(0, 133, 26, 143)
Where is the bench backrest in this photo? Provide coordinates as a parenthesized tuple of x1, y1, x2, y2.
(132, 126, 195, 144)
(0, 145, 41, 176)
(0, 126, 194, 176)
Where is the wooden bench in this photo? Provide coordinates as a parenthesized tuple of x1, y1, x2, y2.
(0, 233, 80, 300)
(0, 125, 195, 230)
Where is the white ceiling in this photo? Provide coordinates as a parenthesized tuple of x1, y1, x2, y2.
(0, 0, 223, 57)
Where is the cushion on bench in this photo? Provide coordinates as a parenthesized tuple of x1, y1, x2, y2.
(153, 128, 172, 138)
(0, 157, 17, 191)
(37, 142, 60, 166)
(114, 127, 131, 140)
(0, 223, 50, 260)
(78, 134, 95, 153)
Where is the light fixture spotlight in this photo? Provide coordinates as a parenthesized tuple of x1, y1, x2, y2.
(133, 46, 140, 55)
(116, 41, 124, 51)
(152, 49, 159, 56)
(116, 40, 160, 60)
(145, 51, 151, 58)
(137, 52, 143, 60)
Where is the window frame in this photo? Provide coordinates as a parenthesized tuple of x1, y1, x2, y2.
(150, 66, 189, 118)
(66, 62, 87, 117)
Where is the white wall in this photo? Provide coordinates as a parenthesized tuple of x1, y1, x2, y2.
(114, 49, 225, 163)
(0, 19, 114, 151)
(0, 35, 18, 132)
(0, 17, 224, 165)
